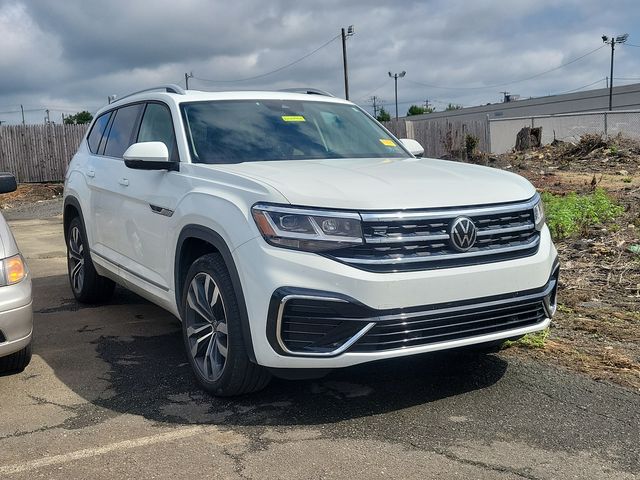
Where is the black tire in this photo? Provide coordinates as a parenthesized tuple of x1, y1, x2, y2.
(181, 253, 271, 396)
(66, 216, 115, 304)
(0, 343, 32, 374)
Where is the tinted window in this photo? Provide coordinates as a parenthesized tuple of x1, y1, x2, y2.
(137, 103, 178, 161)
(104, 104, 143, 158)
(87, 112, 111, 154)
(181, 100, 407, 164)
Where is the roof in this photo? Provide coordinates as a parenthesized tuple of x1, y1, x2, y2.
(99, 85, 348, 115)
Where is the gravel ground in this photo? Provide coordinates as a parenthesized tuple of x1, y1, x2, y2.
(2, 197, 63, 221)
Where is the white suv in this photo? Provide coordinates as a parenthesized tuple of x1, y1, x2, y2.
(64, 85, 558, 396)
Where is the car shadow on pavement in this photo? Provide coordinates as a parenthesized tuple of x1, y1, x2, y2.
(33, 275, 509, 428)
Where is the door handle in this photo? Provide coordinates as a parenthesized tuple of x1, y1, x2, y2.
(87, 170, 95, 178)
(119, 178, 129, 187)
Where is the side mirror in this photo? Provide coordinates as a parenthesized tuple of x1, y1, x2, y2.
(0, 173, 17, 194)
(400, 138, 425, 158)
(123, 142, 179, 171)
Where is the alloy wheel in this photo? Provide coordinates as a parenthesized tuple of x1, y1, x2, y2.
(68, 225, 85, 293)
(185, 272, 229, 382)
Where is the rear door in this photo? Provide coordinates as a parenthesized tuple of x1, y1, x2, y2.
(88, 103, 143, 265)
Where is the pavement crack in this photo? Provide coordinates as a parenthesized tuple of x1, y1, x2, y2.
(427, 445, 543, 480)
(513, 377, 638, 426)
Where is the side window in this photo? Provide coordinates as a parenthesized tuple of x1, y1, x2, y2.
(137, 103, 178, 161)
(87, 112, 111, 154)
(104, 104, 143, 158)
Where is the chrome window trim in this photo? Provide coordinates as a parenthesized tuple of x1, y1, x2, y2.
(276, 294, 375, 357)
(359, 194, 540, 222)
(336, 235, 540, 265)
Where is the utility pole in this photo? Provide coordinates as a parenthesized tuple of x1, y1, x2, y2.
(602, 34, 629, 111)
(388, 71, 406, 120)
(20, 105, 25, 125)
(369, 95, 382, 118)
(341, 26, 355, 100)
(185, 72, 193, 90)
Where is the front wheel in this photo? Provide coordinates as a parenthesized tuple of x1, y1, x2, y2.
(181, 253, 270, 396)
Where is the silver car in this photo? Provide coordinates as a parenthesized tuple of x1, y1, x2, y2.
(0, 173, 32, 374)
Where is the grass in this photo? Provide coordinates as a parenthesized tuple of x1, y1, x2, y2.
(504, 329, 549, 349)
(541, 188, 624, 240)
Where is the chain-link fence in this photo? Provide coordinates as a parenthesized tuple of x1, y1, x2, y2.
(489, 110, 640, 154)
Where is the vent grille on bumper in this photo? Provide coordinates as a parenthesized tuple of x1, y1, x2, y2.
(271, 270, 557, 356)
(352, 299, 545, 352)
(327, 196, 541, 272)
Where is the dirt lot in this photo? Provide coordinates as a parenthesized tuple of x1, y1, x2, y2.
(482, 134, 640, 391)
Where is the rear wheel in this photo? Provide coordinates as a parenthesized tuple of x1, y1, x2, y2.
(0, 343, 31, 374)
(181, 253, 270, 396)
(66, 217, 115, 303)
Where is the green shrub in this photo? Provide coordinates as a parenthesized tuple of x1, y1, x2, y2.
(541, 188, 624, 240)
(465, 134, 479, 158)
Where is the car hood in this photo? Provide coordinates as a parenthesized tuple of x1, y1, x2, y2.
(214, 157, 537, 210)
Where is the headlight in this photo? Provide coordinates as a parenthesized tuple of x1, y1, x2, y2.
(0, 254, 27, 286)
(533, 196, 545, 231)
(252, 204, 363, 252)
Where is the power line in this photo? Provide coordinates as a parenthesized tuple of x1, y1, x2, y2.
(554, 77, 607, 95)
(192, 34, 341, 84)
(624, 43, 640, 47)
(406, 44, 607, 91)
(356, 78, 391, 102)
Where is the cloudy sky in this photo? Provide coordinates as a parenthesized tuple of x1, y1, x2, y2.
(1, 0, 639, 124)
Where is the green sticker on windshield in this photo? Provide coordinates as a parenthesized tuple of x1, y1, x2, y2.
(282, 115, 306, 122)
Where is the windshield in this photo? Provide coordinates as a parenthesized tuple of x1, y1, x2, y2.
(181, 99, 408, 164)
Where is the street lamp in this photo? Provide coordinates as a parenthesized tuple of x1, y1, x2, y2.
(341, 25, 355, 100)
(388, 71, 406, 119)
(602, 33, 629, 111)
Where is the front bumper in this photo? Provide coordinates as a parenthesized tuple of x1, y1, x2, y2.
(0, 278, 33, 358)
(234, 225, 558, 368)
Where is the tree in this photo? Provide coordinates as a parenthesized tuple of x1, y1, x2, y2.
(64, 111, 93, 125)
(407, 105, 434, 116)
(445, 103, 463, 111)
(376, 107, 391, 122)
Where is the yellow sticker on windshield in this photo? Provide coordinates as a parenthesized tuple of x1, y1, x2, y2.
(282, 115, 306, 122)
(380, 139, 397, 147)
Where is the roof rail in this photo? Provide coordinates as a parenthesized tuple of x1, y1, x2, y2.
(110, 84, 186, 104)
(278, 88, 335, 97)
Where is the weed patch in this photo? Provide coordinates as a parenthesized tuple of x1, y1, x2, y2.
(504, 329, 549, 349)
(541, 188, 624, 239)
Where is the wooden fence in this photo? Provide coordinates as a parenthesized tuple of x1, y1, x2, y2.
(384, 116, 490, 159)
(0, 124, 88, 182)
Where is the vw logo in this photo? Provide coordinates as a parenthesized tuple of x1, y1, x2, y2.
(449, 217, 477, 252)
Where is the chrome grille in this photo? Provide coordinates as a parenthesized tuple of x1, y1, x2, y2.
(328, 196, 541, 272)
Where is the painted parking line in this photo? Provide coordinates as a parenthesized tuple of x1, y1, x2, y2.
(0, 425, 221, 475)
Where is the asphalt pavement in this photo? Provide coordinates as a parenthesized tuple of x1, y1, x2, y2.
(0, 205, 638, 479)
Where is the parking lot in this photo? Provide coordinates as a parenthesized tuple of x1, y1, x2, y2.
(0, 200, 638, 480)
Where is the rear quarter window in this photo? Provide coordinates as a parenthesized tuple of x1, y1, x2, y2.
(86, 112, 111, 154)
